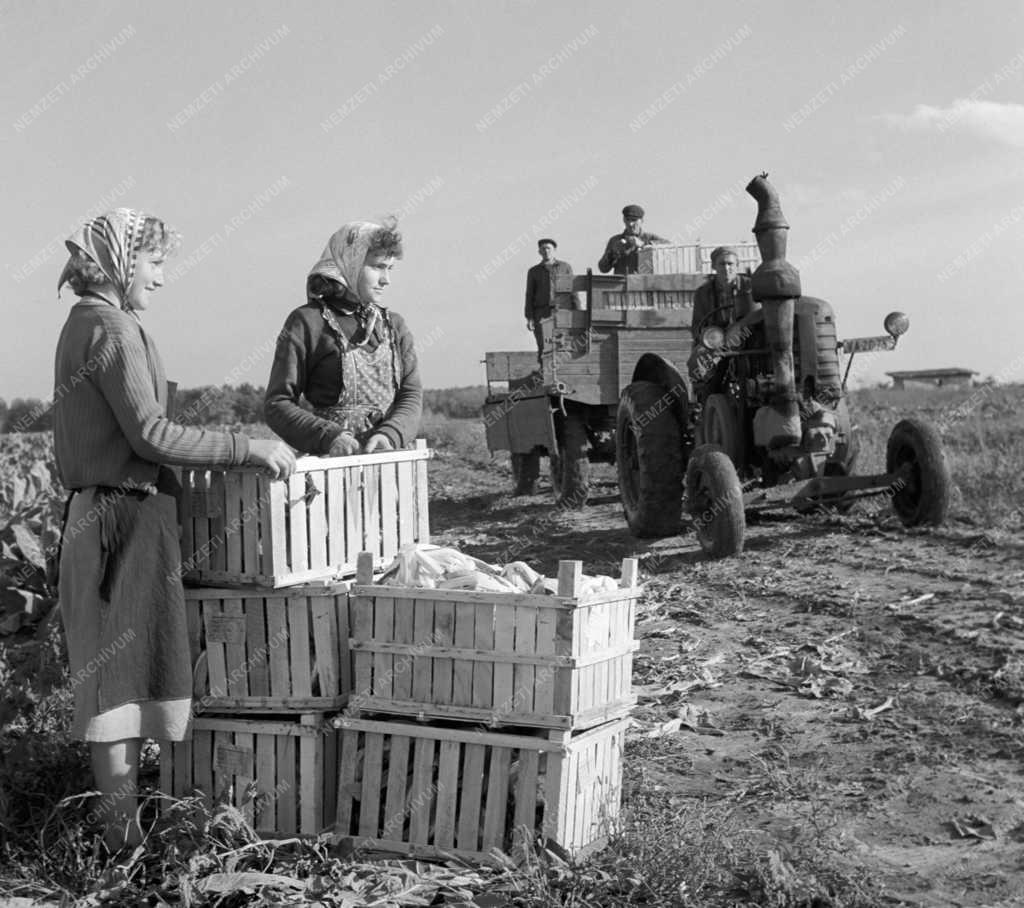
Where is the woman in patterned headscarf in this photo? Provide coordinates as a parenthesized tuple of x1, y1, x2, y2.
(54, 208, 295, 850)
(264, 218, 422, 455)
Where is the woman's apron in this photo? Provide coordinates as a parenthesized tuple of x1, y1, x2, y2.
(314, 306, 399, 443)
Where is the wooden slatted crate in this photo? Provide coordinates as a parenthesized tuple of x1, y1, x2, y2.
(160, 714, 337, 836)
(333, 716, 625, 862)
(186, 583, 351, 713)
(347, 556, 639, 730)
(636, 241, 760, 275)
(180, 440, 430, 588)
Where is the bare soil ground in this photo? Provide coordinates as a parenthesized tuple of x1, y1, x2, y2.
(429, 448, 1024, 908)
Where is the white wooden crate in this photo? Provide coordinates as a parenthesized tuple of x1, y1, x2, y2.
(333, 716, 626, 862)
(186, 583, 351, 713)
(638, 241, 760, 275)
(180, 440, 430, 587)
(161, 713, 337, 837)
(347, 556, 639, 730)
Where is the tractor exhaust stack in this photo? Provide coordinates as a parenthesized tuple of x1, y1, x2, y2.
(747, 173, 802, 448)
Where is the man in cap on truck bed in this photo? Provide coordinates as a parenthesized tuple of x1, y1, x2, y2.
(598, 204, 669, 275)
(524, 237, 575, 362)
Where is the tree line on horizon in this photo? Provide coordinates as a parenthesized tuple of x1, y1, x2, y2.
(0, 384, 489, 433)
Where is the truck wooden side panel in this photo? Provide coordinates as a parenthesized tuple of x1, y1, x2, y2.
(541, 306, 694, 406)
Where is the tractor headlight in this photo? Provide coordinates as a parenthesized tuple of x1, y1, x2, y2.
(884, 311, 910, 338)
(702, 326, 725, 350)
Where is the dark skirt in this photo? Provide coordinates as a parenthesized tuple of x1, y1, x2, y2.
(59, 483, 192, 740)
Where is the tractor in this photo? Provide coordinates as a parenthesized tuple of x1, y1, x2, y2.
(615, 173, 952, 557)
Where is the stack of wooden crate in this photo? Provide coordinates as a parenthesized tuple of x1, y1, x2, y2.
(160, 442, 431, 837)
(335, 552, 640, 861)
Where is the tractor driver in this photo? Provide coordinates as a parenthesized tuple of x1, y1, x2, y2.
(687, 245, 756, 383)
(598, 204, 669, 275)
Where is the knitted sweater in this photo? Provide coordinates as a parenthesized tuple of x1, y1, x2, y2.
(264, 302, 422, 454)
(53, 298, 249, 490)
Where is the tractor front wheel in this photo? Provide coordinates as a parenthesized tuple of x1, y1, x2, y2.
(616, 381, 683, 537)
(698, 393, 744, 467)
(685, 444, 745, 557)
(886, 418, 951, 526)
(550, 409, 590, 508)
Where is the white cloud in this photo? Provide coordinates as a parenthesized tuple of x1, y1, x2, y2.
(881, 99, 1024, 148)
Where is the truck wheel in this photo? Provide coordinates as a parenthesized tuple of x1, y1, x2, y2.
(699, 393, 743, 467)
(616, 381, 683, 537)
(886, 418, 951, 526)
(551, 410, 590, 508)
(511, 452, 540, 496)
(685, 444, 745, 557)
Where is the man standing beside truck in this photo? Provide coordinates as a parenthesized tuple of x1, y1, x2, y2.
(598, 204, 669, 275)
(525, 237, 574, 362)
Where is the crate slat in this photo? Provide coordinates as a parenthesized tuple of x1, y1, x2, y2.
(472, 602, 494, 709)
(382, 733, 411, 841)
(223, 598, 247, 699)
(311, 595, 340, 699)
(513, 605, 537, 717)
(396, 459, 415, 547)
(482, 746, 511, 850)
(224, 471, 243, 575)
(372, 597, 395, 702)
(452, 602, 475, 708)
(409, 737, 435, 844)
(392, 599, 414, 701)
(209, 472, 227, 574)
(326, 470, 345, 568)
(345, 465, 362, 569)
(381, 464, 399, 560)
(363, 464, 381, 561)
(434, 740, 461, 848)
(457, 743, 486, 851)
(244, 596, 270, 697)
(411, 597, 435, 703)
(256, 732, 276, 830)
(307, 470, 328, 574)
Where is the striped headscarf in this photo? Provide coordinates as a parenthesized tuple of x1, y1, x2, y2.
(58, 208, 148, 314)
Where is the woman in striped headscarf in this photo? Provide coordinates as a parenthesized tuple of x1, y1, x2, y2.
(264, 217, 422, 455)
(54, 208, 295, 850)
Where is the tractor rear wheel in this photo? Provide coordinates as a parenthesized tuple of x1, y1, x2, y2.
(685, 444, 745, 557)
(511, 452, 540, 495)
(550, 409, 590, 508)
(616, 381, 683, 537)
(699, 393, 744, 467)
(886, 418, 951, 526)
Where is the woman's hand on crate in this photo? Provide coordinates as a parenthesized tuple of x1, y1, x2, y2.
(363, 434, 394, 454)
(247, 439, 297, 478)
(328, 432, 361, 457)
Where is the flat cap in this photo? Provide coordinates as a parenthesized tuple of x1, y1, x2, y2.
(537, 238, 557, 247)
(710, 245, 738, 266)
(622, 204, 645, 219)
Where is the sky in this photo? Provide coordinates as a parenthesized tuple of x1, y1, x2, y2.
(2, 0, 1023, 402)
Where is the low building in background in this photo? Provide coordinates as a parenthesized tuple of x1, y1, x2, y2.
(886, 368, 978, 390)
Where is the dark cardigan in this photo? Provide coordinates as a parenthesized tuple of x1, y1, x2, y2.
(264, 301, 423, 454)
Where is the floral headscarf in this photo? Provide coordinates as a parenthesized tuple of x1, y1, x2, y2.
(308, 220, 388, 344)
(58, 208, 149, 315)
